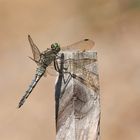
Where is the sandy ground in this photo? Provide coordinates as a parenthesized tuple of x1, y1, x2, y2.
(0, 0, 140, 140)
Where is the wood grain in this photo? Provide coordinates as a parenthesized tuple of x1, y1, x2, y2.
(55, 51, 100, 140)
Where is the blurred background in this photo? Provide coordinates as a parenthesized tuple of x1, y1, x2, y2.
(0, 0, 140, 139)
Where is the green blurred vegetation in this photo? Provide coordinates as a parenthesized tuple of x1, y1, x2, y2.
(124, 0, 140, 10)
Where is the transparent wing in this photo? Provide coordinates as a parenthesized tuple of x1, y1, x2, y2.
(43, 58, 97, 77)
(43, 63, 58, 76)
(63, 58, 97, 66)
(28, 35, 41, 62)
(61, 39, 95, 52)
(46, 67, 58, 76)
(43, 70, 47, 77)
(64, 58, 97, 76)
(65, 59, 99, 91)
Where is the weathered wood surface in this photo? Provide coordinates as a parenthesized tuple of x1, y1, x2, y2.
(55, 51, 100, 140)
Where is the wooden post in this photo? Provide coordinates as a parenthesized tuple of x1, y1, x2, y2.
(55, 51, 100, 140)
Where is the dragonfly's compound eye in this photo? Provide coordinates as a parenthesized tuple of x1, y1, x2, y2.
(51, 44, 55, 49)
(51, 43, 60, 52)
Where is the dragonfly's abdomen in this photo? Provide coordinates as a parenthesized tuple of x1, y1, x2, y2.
(18, 66, 46, 108)
(28, 67, 46, 93)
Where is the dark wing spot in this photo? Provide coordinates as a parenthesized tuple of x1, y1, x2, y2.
(84, 39, 89, 41)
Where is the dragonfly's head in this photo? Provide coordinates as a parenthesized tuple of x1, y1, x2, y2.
(51, 43, 60, 54)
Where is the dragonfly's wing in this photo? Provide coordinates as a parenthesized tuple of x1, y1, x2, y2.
(44, 64, 58, 76)
(61, 39, 95, 52)
(43, 58, 97, 77)
(43, 70, 47, 77)
(46, 68, 58, 76)
(66, 59, 99, 91)
(63, 58, 97, 66)
(28, 35, 41, 62)
(63, 58, 97, 79)
(41, 62, 57, 77)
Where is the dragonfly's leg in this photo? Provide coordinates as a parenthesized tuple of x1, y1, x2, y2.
(55, 55, 68, 71)
(55, 59, 87, 87)
(55, 56, 70, 71)
(54, 56, 82, 84)
(54, 57, 67, 84)
(55, 54, 60, 58)
(54, 59, 59, 72)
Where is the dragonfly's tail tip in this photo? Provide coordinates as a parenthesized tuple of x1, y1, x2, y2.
(17, 105, 21, 109)
(17, 103, 23, 109)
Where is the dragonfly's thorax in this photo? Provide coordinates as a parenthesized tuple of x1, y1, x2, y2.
(39, 50, 56, 67)
(38, 44, 60, 67)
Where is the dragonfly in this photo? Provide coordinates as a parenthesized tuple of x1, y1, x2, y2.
(18, 35, 95, 108)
